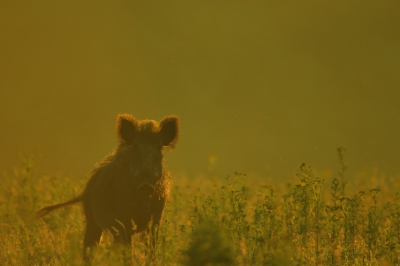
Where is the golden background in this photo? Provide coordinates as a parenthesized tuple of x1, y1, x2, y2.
(1, 1, 399, 179)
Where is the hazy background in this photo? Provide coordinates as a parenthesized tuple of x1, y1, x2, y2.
(1, 1, 399, 181)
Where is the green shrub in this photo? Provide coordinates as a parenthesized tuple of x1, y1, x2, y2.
(1, 152, 399, 265)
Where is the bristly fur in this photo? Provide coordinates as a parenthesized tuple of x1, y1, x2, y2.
(116, 114, 179, 148)
(34, 113, 179, 261)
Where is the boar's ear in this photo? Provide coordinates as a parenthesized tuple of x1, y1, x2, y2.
(159, 116, 179, 148)
(116, 114, 138, 144)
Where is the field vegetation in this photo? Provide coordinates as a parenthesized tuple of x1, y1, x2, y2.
(1, 149, 399, 265)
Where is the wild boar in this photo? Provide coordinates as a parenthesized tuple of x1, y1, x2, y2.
(34, 114, 179, 259)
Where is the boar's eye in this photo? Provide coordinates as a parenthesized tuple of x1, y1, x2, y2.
(131, 144, 139, 149)
(129, 145, 142, 162)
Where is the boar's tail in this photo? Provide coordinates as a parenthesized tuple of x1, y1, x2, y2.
(34, 194, 84, 219)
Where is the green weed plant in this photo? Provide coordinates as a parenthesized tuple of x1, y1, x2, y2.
(1, 151, 399, 265)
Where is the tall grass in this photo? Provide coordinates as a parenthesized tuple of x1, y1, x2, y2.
(1, 151, 399, 265)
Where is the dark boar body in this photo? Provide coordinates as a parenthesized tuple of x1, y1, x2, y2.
(34, 114, 179, 259)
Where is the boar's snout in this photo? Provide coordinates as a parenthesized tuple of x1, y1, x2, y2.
(137, 183, 155, 196)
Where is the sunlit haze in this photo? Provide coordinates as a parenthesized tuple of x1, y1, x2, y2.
(1, 1, 399, 180)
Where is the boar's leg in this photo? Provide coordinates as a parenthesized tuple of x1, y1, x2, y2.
(150, 197, 166, 248)
(83, 214, 102, 263)
(110, 220, 134, 245)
